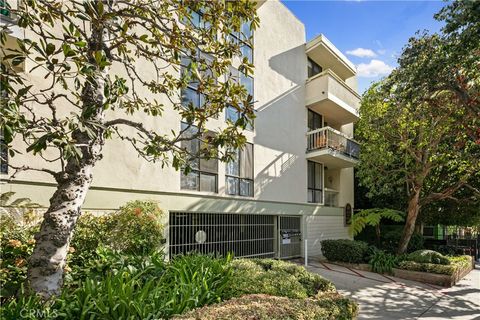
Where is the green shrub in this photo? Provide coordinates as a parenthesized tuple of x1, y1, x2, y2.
(68, 200, 165, 273)
(406, 250, 450, 265)
(0, 215, 37, 300)
(68, 212, 114, 267)
(163, 253, 234, 313)
(321, 239, 369, 264)
(29, 253, 232, 319)
(173, 293, 359, 320)
(107, 200, 165, 254)
(398, 255, 471, 275)
(226, 259, 335, 300)
(64, 246, 166, 286)
(369, 250, 398, 274)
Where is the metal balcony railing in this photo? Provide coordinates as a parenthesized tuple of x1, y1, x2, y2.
(306, 127, 360, 159)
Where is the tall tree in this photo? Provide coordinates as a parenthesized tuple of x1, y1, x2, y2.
(357, 1, 480, 254)
(0, 0, 258, 297)
(420, 171, 480, 227)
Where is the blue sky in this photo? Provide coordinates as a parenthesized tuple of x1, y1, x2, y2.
(282, 0, 447, 93)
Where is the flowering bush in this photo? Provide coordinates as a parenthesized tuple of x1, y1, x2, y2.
(1, 200, 166, 298)
(106, 200, 166, 254)
(0, 214, 38, 299)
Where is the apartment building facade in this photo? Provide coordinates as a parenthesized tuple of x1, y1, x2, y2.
(1, 0, 360, 259)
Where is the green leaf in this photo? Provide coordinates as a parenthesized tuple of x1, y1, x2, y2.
(45, 43, 55, 55)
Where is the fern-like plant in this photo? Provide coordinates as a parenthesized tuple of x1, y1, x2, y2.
(349, 208, 405, 244)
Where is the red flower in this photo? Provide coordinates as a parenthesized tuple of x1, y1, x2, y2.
(134, 208, 142, 216)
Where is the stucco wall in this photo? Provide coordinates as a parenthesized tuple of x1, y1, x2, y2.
(253, 0, 308, 203)
(1, 0, 355, 213)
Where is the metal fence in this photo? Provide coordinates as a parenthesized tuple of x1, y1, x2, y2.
(279, 216, 302, 258)
(169, 211, 276, 258)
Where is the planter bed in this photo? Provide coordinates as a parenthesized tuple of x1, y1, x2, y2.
(324, 261, 372, 272)
(395, 256, 474, 287)
(320, 256, 474, 287)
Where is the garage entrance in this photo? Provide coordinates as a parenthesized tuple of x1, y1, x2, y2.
(169, 211, 277, 258)
(278, 216, 302, 258)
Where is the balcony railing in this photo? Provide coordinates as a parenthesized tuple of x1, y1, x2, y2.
(324, 189, 339, 207)
(307, 127, 360, 159)
(0, 0, 18, 22)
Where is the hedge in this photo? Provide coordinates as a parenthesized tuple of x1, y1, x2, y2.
(321, 239, 369, 264)
(173, 293, 359, 320)
(406, 250, 450, 265)
(398, 255, 471, 275)
(226, 258, 336, 299)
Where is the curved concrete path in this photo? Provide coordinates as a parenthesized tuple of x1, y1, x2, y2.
(304, 260, 480, 319)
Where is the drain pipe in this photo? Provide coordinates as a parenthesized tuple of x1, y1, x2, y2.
(305, 239, 308, 266)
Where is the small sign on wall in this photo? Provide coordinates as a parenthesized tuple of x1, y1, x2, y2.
(345, 203, 352, 226)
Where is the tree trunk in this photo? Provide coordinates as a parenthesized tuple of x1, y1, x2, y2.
(28, 19, 109, 298)
(27, 156, 100, 298)
(375, 224, 381, 246)
(397, 189, 421, 254)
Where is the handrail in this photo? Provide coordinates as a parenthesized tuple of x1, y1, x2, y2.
(306, 127, 360, 159)
(306, 126, 358, 143)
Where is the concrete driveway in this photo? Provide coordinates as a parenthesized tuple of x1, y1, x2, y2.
(305, 260, 480, 319)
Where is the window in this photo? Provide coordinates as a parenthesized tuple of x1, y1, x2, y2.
(308, 109, 323, 131)
(226, 105, 253, 131)
(0, 135, 7, 174)
(307, 161, 323, 203)
(307, 58, 322, 78)
(180, 51, 212, 110)
(240, 72, 253, 98)
(181, 8, 211, 30)
(226, 143, 254, 197)
(241, 44, 253, 64)
(180, 123, 218, 192)
(228, 20, 253, 64)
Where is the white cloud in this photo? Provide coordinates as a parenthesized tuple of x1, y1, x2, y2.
(357, 59, 394, 78)
(346, 48, 377, 58)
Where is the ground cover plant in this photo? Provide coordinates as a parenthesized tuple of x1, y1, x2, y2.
(174, 293, 359, 320)
(1, 200, 358, 319)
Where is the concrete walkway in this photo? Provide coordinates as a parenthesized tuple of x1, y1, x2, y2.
(305, 260, 480, 319)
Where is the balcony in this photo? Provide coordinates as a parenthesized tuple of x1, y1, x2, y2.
(306, 69, 360, 126)
(306, 34, 356, 81)
(324, 189, 339, 207)
(306, 127, 359, 168)
(1, 0, 22, 38)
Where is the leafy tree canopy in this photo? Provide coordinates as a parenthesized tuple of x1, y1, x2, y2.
(357, 0, 480, 253)
(0, 0, 259, 298)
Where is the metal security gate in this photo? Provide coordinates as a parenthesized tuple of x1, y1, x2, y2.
(279, 216, 302, 258)
(169, 212, 276, 258)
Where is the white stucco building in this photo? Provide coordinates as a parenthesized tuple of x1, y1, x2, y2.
(1, 0, 360, 260)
